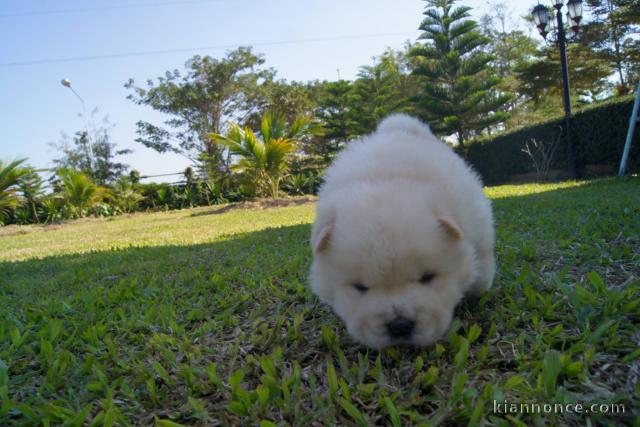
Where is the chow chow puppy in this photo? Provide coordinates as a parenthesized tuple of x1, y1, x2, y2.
(310, 114, 495, 349)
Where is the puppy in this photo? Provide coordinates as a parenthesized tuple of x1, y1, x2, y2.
(310, 114, 495, 349)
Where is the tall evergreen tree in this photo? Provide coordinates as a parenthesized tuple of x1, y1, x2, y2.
(583, 0, 640, 92)
(479, 2, 539, 130)
(312, 80, 355, 163)
(351, 51, 412, 136)
(411, 0, 510, 147)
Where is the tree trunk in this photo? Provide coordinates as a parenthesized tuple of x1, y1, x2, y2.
(457, 132, 465, 150)
(607, 0, 626, 88)
(31, 201, 39, 224)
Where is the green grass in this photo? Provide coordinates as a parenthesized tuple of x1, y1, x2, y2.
(1, 179, 639, 426)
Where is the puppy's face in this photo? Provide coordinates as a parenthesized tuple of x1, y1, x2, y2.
(311, 192, 475, 348)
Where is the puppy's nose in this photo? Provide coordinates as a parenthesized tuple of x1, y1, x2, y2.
(386, 318, 415, 339)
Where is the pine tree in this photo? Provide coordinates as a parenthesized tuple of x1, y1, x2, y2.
(313, 80, 355, 162)
(411, 0, 510, 148)
(351, 51, 413, 136)
(583, 0, 640, 92)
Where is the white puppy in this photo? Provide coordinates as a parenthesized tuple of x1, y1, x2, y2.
(310, 114, 495, 349)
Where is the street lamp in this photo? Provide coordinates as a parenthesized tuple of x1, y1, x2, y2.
(531, 0, 583, 178)
(60, 78, 94, 169)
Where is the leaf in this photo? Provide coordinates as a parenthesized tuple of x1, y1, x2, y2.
(467, 324, 482, 343)
(228, 401, 248, 416)
(564, 361, 584, 376)
(155, 418, 188, 427)
(383, 396, 401, 427)
(339, 378, 350, 401)
(338, 398, 367, 427)
(206, 363, 224, 390)
(542, 350, 562, 397)
(506, 415, 529, 427)
(586, 271, 606, 293)
(588, 319, 616, 344)
(256, 384, 270, 408)
(503, 375, 524, 390)
(327, 360, 338, 400)
(15, 403, 39, 420)
(228, 368, 245, 392)
(260, 356, 277, 377)
(415, 356, 424, 372)
(453, 338, 469, 369)
(421, 366, 439, 387)
(48, 318, 64, 342)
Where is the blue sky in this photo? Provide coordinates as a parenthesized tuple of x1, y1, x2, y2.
(0, 0, 533, 181)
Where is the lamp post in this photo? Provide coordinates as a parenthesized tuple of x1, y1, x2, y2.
(60, 78, 94, 170)
(532, 0, 583, 179)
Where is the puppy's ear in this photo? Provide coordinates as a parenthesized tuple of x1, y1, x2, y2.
(437, 217, 463, 240)
(311, 213, 334, 253)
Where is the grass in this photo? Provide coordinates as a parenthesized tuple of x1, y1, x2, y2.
(1, 178, 639, 426)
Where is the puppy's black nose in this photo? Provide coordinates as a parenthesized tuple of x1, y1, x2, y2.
(386, 318, 415, 339)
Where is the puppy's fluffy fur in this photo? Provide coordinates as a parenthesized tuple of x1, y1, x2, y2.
(310, 114, 495, 348)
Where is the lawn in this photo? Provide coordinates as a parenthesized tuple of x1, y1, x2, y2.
(1, 179, 638, 426)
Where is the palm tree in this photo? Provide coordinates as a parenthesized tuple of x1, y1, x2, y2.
(209, 113, 315, 198)
(109, 178, 145, 213)
(0, 159, 27, 223)
(57, 169, 104, 217)
(18, 167, 45, 223)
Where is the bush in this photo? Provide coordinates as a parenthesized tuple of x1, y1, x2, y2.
(282, 173, 323, 195)
(466, 96, 640, 185)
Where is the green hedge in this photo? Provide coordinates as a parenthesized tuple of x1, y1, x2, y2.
(466, 96, 639, 185)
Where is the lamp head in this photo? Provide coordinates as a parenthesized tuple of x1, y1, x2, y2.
(567, 0, 583, 27)
(532, 4, 550, 37)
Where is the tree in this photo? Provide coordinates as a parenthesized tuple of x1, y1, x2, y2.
(56, 169, 104, 217)
(109, 178, 144, 213)
(584, 0, 640, 91)
(514, 42, 612, 113)
(125, 47, 275, 179)
(479, 2, 539, 129)
(307, 79, 355, 164)
(411, 0, 510, 147)
(245, 80, 316, 129)
(209, 113, 315, 198)
(0, 159, 27, 223)
(17, 167, 45, 223)
(351, 50, 413, 135)
(51, 114, 131, 185)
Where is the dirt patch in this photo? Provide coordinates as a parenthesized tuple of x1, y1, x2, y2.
(190, 196, 317, 217)
(0, 225, 31, 237)
(0, 216, 118, 237)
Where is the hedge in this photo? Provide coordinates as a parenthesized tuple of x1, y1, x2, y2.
(466, 96, 639, 185)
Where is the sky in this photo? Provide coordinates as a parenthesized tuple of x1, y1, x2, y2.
(0, 0, 534, 182)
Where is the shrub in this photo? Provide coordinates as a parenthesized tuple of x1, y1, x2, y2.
(0, 158, 28, 223)
(39, 197, 66, 223)
(466, 96, 639, 185)
(109, 178, 145, 213)
(57, 169, 106, 217)
(90, 202, 121, 217)
(282, 172, 322, 195)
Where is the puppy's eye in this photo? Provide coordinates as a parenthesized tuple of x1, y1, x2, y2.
(419, 273, 436, 285)
(353, 283, 369, 293)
